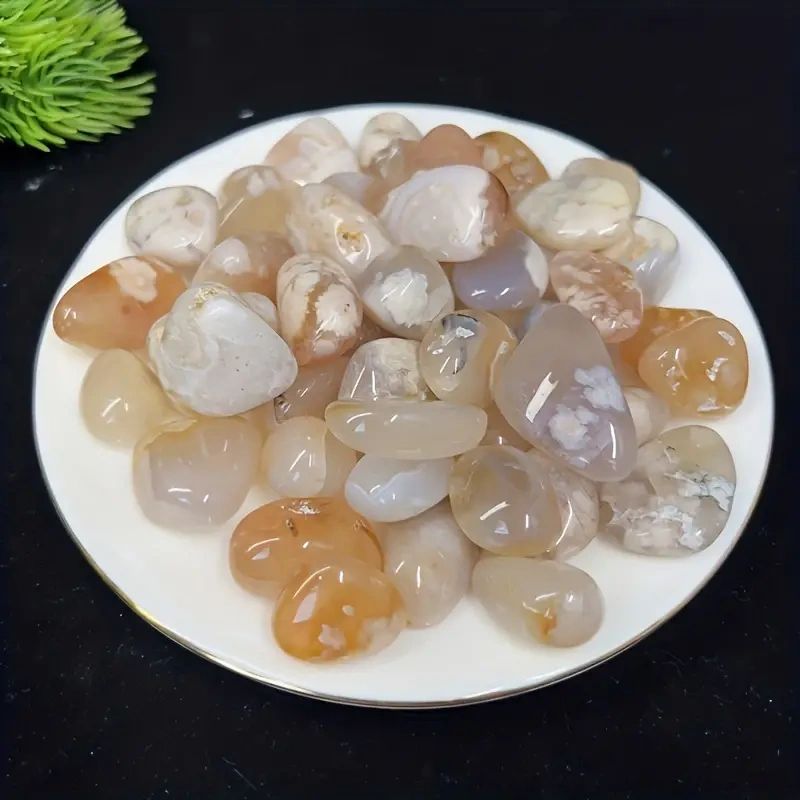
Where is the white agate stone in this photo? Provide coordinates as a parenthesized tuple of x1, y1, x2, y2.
(285, 182, 392, 280)
(276, 253, 362, 365)
(513, 174, 632, 251)
(125, 186, 218, 272)
(601, 425, 736, 556)
(355, 245, 454, 339)
(562, 157, 641, 208)
(264, 117, 358, 184)
(357, 112, 422, 168)
(344, 455, 453, 522)
(381, 503, 477, 627)
(379, 165, 506, 261)
(147, 283, 297, 416)
(493, 303, 636, 481)
(338, 338, 428, 401)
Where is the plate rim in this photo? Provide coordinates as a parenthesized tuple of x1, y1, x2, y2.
(32, 102, 776, 709)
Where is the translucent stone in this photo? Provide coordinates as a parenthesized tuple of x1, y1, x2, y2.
(527, 449, 599, 559)
(601, 217, 679, 305)
(261, 416, 356, 497)
(125, 186, 218, 272)
(147, 283, 297, 416)
(481, 404, 530, 449)
(285, 183, 392, 280)
(449, 445, 561, 555)
(192, 232, 293, 299)
(230, 497, 382, 597)
(410, 124, 483, 170)
(274, 357, 349, 421)
(80, 350, 175, 445)
(493, 304, 636, 481)
(419, 310, 517, 407)
(550, 251, 643, 343)
(325, 400, 487, 459)
(623, 386, 669, 445)
(357, 112, 422, 168)
(473, 557, 603, 646)
(452, 229, 548, 312)
(379, 166, 508, 262)
(562, 157, 641, 209)
(273, 558, 405, 661)
(513, 175, 632, 251)
(52, 257, 185, 350)
(475, 131, 549, 193)
(382, 503, 477, 627)
(264, 117, 358, 184)
(355, 245, 455, 339)
(601, 425, 736, 555)
(638, 315, 749, 416)
(618, 306, 712, 368)
(323, 171, 377, 206)
(345, 455, 453, 522)
(276, 254, 362, 366)
(133, 416, 261, 528)
(217, 165, 288, 239)
(338, 338, 428, 402)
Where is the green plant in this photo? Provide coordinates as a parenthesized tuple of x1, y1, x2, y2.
(0, 0, 154, 151)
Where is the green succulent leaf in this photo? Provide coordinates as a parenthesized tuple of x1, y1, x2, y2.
(0, 0, 155, 151)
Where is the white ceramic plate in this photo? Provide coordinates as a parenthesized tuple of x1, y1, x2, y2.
(34, 104, 774, 708)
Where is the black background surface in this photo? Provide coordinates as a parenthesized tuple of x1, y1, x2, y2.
(2, 3, 797, 798)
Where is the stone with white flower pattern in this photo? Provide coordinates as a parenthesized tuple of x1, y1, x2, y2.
(125, 186, 218, 272)
(493, 303, 636, 481)
(192, 232, 293, 299)
(338, 338, 428, 402)
(147, 283, 297, 416)
(355, 246, 455, 339)
(276, 254, 362, 365)
(601, 425, 736, 556)
(264, 117, 358, 184)
(550, 251, 643, 343)
(285, 183, 392, 280)
(379, 166, 507, 262)
(562, 157, 641, 209)
(357, 112, 422, 168)
(218, 165, 288, 239)
(513, 174, 632, 252)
